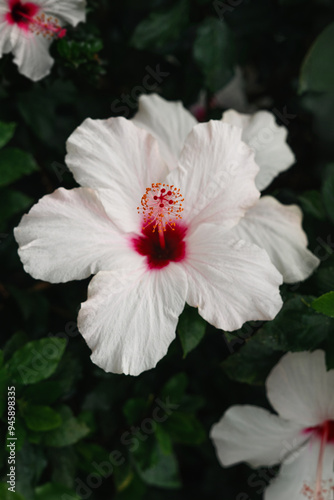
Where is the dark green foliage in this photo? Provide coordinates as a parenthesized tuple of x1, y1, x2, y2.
(1, 0, 334, 499)
(193, 18, 236, 92)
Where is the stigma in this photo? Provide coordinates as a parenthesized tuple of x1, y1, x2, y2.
(138, 183, 184, 234)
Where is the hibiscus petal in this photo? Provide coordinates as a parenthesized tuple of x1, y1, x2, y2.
(227, 196, 319, 283)
(0, 22, 12, 57)
(266, 351, 334, 427)
(11, 26, 54, 81)
(132, 93, 197, 169)
(14, 187, 138, 283)
(167, 121, 260, 229)
(265, 440, 334, 500)
(222, 109, 295, 191)
(38, 0, 86, 25)
(78, 265, 188, 375)
(210, 405, 305, 468)
(66, 117, 169, 232)
(183, 224, 283, 330)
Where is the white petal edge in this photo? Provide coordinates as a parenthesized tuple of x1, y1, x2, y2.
(132, 93, 197, 170)
(227, 196, 320, 283)
(266, 350, 334, 427)
(265, 440, 334, 500)
(66, 117, 169, 233)
(210, 405, 306, 468)
(167, 121, 260, 230)
(14, 187, 140, 283)
(222, 109, 295, 191)
(183, 223, 283, 331)
(38, 0, 86, 26)
(78, 264, 188, 376)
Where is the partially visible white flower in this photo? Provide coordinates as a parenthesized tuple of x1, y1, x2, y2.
(221, 109, 320, 283)
(221, 109, 295, 191)
(210, 350, 334, 500)
(0, 0, 86, 81)
(133, 94, 319, 283)
(14, 112, 283, 375)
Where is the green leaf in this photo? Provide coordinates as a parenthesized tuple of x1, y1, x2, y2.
(322, 165, 334, 224)
(35, 483, 80, 500)
(133, 440, 181, 489)
(22, 381, 64, 406)
(299, 22, 334, 93)
(311, 291, 334, 317)
(130, 0, 189, 50)
(3, 331, 29, 362)
(193, 17, 235, 92)
(0, 189, 33, 231)
(76, 442, 110, 474)
(16, 442, 47, 500)
(160, 372, 188, 404)
(43, 406, 90, 447)
(0, 148, 38, 187)
(222, 331, 280, 385)
(57, 38, 103, 66)
(52, 351, 83, 397)
(17, 81, 76, 146)
(314, 265, 334, 295)
(298, 190, 326, 220)
(49, 447, 77, 490)
(177, 307, 206, 357)
(222, 296, 334, 384)
(0, 483, 25, 500)
(155, 424, 173, 455)
(20, 404, 62, 432)
(0, 366, 8, 418)
(114, 473, 147, 499)
(164, 412, 206, 445)
(5, 338, 67, 386)
(0, 121, 16, 149)
(258, 296, 333, 351)
(113, 461, 134, 493)
(123, 398, 149, 426)
(14, 416, 27, 452)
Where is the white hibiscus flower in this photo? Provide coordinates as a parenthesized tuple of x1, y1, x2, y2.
(0, 0, 86, 81)
(14, 111, 283, 375)
(132, 94, 319, 283)
(210, 350, 334, 500)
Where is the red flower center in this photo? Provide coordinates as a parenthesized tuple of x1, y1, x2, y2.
(5, 0, 66, 38)
(134, 182, 186, 268)
(132, 222, 187, 269)
(304, 420, 334, 443)
(301, 420, 334, 499)
(6, 0, 38, 28)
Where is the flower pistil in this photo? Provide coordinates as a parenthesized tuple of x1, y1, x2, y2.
(138, 183, 184, 249)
